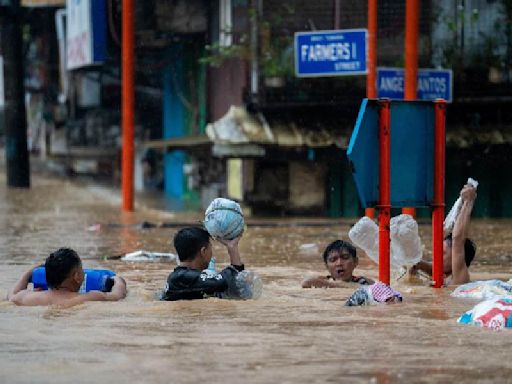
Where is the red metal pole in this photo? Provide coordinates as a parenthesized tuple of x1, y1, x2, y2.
(404, 0, 419, 100)
(367, 0, 377, 99)
(122, 0, 135, 211)
(403, 0, 419, 218)
(402, 207, 416, 217)
(365, 207, 375, 218)
(378, 99, 391, 285)
(365, 0, 377, 219)
(432, 99, 446, 288)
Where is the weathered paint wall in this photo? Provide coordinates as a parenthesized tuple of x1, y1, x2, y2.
(208, 58, 248, 121)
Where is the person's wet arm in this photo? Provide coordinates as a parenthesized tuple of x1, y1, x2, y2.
(302, 276, 335, 288)
(451, 185, 476, 284)
(409, 260, 432, 276)
(83, 276, 128, 302)
(302, 276, 360, 288)
(219, 236, 243, 268)
(7, 265, 39, 302)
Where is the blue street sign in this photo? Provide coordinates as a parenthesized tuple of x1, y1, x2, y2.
(294, 29, 367, 77)
(377, 67, 453, 102)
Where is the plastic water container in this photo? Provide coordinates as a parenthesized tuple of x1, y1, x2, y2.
(348, 216, 379, 265)
(227, 270, 263, 300)
(31, 267, 116, 292)
(349, 214, 422, 269)
(390, 214, 422, 267)
(204, 198, 245, 240)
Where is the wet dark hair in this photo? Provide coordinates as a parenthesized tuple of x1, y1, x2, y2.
(322, 240, 357, 263)
(173, 227, 211, 262)
(445, 234, 476, 267)
(44, 248, 82, 289)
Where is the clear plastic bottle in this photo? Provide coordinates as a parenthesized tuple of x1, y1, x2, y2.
(227, 270, 263, 300)
(207, 257, 216, 272)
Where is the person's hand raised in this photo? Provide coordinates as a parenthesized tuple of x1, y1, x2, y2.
(460, 184, 477, 202)
(218, 235, 241, 250)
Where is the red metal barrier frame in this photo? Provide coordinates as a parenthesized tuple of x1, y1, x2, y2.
(378, 99, 391, 285)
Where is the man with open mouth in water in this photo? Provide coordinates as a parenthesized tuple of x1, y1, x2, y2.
(302, 240, 374, 288)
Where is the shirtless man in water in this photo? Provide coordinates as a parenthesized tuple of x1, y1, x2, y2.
(410, 184, 477, 285)
(302, 240, 374, 288)
(7, 248, 127, 306)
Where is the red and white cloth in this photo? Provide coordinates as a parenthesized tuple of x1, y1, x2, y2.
(370, 282, 403, 303)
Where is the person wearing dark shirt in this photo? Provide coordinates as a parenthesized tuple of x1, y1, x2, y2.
(161, 227, 244, 301)
(302, 240, 374, 288)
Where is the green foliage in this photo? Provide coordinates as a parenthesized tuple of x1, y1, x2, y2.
(261, 36, 294, 78)
(432, 0, 510, 71)
(199, 35, 249, 67)
(200, 1, 296, 79)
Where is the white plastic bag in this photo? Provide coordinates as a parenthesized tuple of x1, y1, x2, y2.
(444, 177, 478, 237)
(451, 280, 512, 300)
(121, 250, 178, 262)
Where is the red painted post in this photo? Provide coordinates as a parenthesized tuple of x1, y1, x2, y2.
(122, 0, 135, 211)
(364, 0, 378, 220)
(367, 0, 377, 99)
(402, 0, 419, 218)
(378, 99, 391, 285)
(365, 207, 375, 218)
(432, 99, 446, 288)
(404, 0, 419, 100)
(402, 207, 416, 217)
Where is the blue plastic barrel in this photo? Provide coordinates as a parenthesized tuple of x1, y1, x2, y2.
(31, 267, 116, 292)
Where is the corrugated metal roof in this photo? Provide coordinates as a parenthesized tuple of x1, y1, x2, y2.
(206, 106, 348, 148)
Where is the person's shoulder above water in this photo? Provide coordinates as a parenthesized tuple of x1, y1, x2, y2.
(6, 248, 127, 307)
(302, 239, 375, 288)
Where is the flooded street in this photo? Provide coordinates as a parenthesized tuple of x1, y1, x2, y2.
(1, 171, 512, 383)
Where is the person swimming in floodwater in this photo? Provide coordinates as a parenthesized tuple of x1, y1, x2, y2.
(160, 227, 245, 301)
(410, 183, 477, 285)
(6, 248, 127, 306)
(302, 240, 374, 288)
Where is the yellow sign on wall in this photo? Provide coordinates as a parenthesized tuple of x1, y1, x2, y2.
(22, 0, 65, 6)
(227, 159, 243, 201)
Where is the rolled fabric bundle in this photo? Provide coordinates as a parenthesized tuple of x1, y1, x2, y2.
(204, 198, 245, 240)
(458, 297, 512, 331)
(345, 282, 403, 306)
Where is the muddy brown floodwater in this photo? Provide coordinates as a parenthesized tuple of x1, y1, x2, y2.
(1, 171, 512, 384)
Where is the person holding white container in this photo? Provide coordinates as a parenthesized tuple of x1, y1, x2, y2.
(410, 183, 478, 285)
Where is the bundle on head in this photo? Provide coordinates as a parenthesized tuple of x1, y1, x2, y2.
(204, 198, 245, 240)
